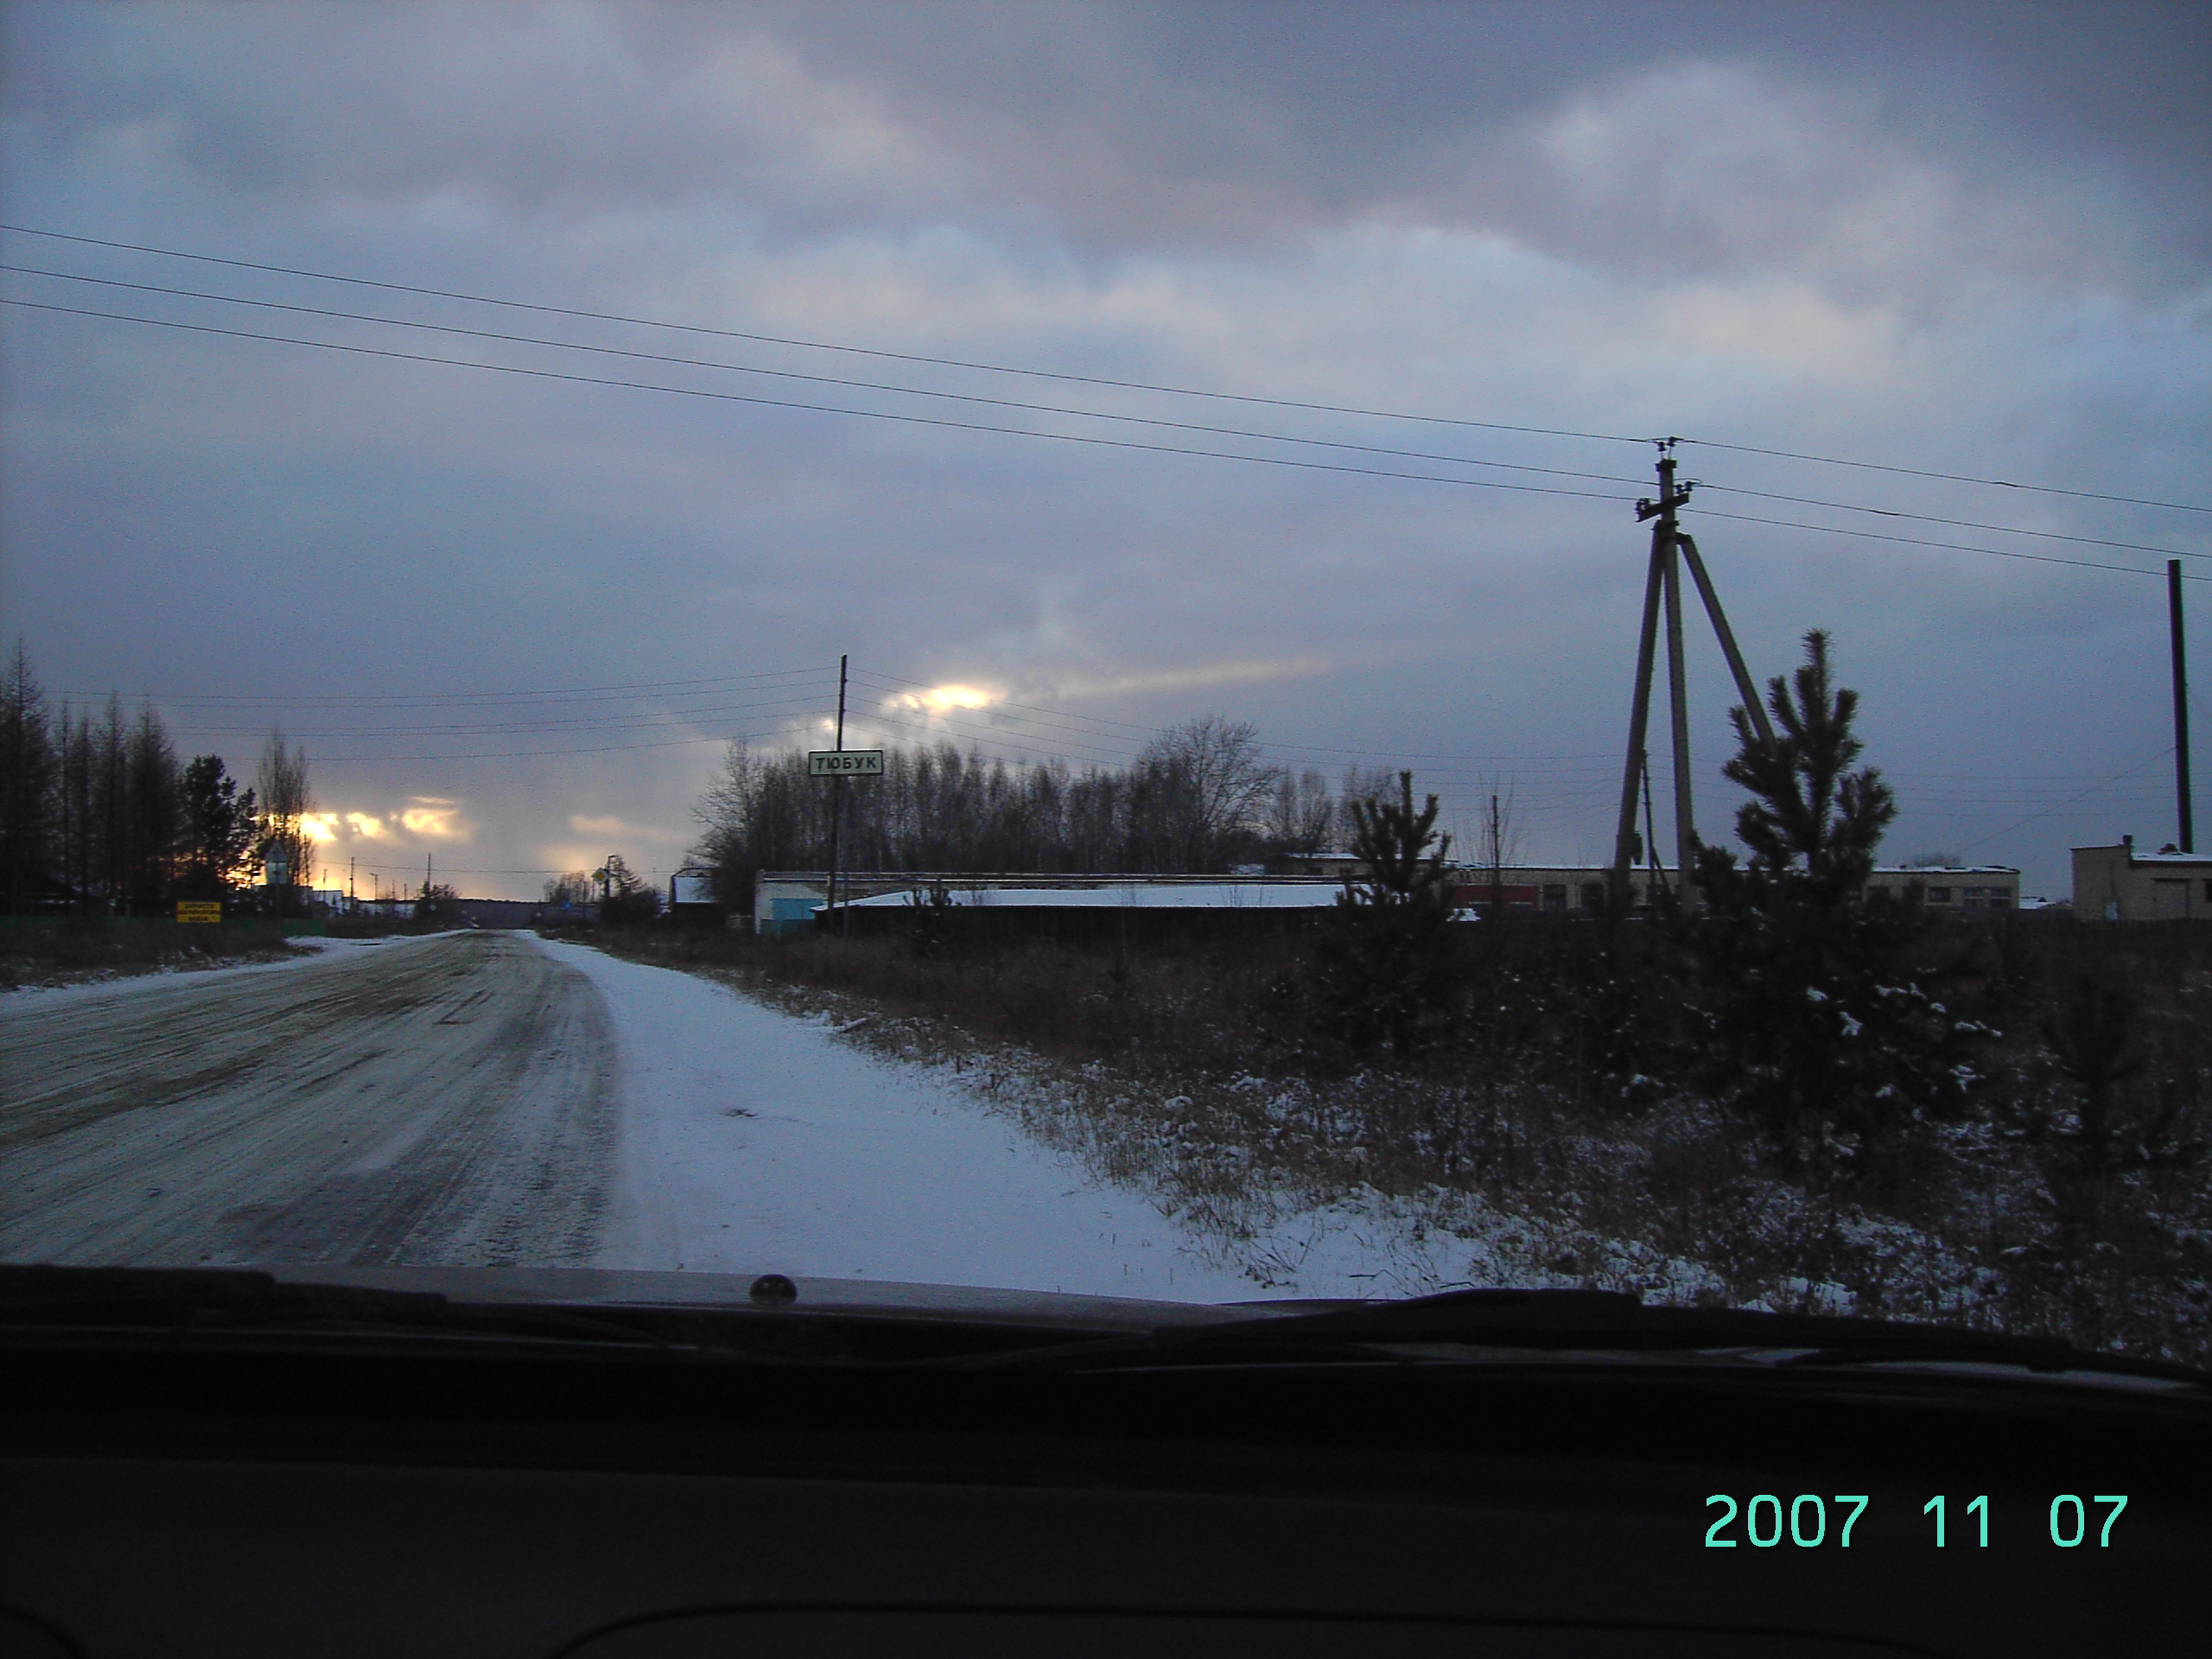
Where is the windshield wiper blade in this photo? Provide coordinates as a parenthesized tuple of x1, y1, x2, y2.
(0, 1265, 669, 1351)
(958, 1287, 2211, 1386)
(1, 1265, 450, 1324)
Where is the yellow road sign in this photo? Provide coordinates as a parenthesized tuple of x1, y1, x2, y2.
(175, 901, 223, 924)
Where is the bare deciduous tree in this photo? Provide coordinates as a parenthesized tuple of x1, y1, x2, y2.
(1268, 766, 1336, 854)
(1140, 715, 1278, 870)
(543, 870, 596, 906)
(257, 731, 315, 906)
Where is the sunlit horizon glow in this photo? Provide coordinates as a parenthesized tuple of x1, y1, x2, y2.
(399, 798, 463, 838)
(886, 683, 1001, 717)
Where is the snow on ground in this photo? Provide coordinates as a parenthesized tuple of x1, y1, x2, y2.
(528, 935, 1264, 1302)
(0, 932, 416, 1009)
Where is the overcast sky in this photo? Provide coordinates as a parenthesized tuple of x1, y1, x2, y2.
(3, 0, 2206, 899)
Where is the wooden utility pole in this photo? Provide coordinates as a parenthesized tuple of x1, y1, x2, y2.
(1489, 791, 1503, 914)
(1610, 443, 1776, 912)
(1611, 443, 1690, 908)
(2173, 559, 2195, 853)
(1662, 512, 1697, 912)
(825, 654, 849, 930)
(1678, 533, 1777, 749)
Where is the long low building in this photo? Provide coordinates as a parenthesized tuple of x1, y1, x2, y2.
(752, 861, 2017, 937)
(2073, 839, 2212, 921)
(846, 882, 1344, 912)
(752, 872, 1349, 938)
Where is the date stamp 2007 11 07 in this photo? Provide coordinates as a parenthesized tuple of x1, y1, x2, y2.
(1704, 1493, 2127, 1548)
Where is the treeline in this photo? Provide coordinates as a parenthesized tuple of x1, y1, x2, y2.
(691, 714, 1376, 907)
(0, 644, 312, 915)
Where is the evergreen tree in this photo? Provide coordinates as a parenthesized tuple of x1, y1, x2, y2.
(90, 695, 128, 914)
(1689, 631, 1984, 1185)
(1307, 771, 1463, 1058)
(121, 703, 181, 913)
(415, 880, 463, 925)
(0, 641, 60, 913)
(1715, 629, 1895, 898)
(54, 702, 93, 913)
(595, 855, 662, 924)
(178, 755, 258, 899)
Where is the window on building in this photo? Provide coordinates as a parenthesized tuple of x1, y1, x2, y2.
(1543, 885, 1567, 912)
(1926, 887, 1952, 903)
(1580, 883, 1605, 912)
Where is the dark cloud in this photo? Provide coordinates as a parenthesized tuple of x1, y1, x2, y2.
(9, 1, 2206, 290)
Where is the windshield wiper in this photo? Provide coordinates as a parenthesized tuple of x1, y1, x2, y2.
(957, 1287, 2212, 1387)
(10, 1268, 2201, 1389)
(0, 1265, 671, 1351)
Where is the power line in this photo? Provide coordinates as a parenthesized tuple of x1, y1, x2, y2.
(853, 671, 1640, 774)
(855, 704, 1147, 767)
(1956, 747, 2176, 853)
(1691, 479, 2204, 563)
(1683, 436, 2209, 516)
(352, 865, 596, 876)
(0, 223, 1651, 448)
(853, 670, 1179, 743)
(9, 222, 2201, 517)
(23, 262, 2193, 563)
(61, 665, 836, 709)
(155, 690, 834, 741)
(853, 666, 2168, 784)
(300, 728, 804, 763)
(1685, 505, 2209, 582)
(13, 296, 2195, 582)
(0, 264, 1658, 494)
(1, 297, 1638, 505)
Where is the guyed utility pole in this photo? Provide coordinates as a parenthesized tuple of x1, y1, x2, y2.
(1609, 440, 1776, 913)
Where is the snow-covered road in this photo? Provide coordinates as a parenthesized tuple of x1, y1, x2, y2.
(5, 930, 1263, 1300)
(531, 936, 1257, 1300)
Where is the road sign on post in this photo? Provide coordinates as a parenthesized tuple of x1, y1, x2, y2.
(175, 901, 223, 924)
(809, 750, 884, 777)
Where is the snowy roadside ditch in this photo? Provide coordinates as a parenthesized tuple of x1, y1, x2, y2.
(529, 933, 1259, 1301)
(531, 934, 1757, 1305)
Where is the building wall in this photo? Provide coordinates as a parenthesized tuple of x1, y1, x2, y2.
(1864, 868, 2019, 913)
(2072, 842, 2212, 921)
(753, 871, 1366, 936)
(752, 864, 2011, 931)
